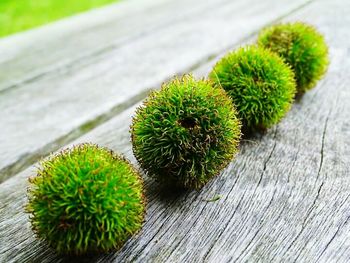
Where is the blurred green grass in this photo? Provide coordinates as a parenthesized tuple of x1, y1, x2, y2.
(0, 0, 120, 38)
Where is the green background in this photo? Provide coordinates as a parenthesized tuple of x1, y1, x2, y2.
(0, 0, 120, 38)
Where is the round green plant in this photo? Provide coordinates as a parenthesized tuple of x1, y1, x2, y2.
(209, 45, 296, 132)
(257, 22, 329, 93)
(131, 74, 241, 190)
(26, 143, 145, 255)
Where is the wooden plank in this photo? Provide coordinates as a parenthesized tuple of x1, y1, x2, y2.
(0, 0, 202, 92)
(1, 0, 350, 261)
(0, 0, 310, 182)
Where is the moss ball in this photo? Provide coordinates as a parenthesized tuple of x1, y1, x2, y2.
(209, 45, 296, 132)
(131, 74, 241, 190)
(257, 22, 329, 93)
(26, 143, 145, 255)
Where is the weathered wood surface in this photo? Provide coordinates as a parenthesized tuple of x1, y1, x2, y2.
(0, 0, 181, 92)
(1, 0, 350, 262)
(0, 0, 310, 182)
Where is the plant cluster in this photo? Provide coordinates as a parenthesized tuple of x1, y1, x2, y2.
(26, 22, 328, 255)
(258, 22, 329, 93)
(26, 143, 145, 255)
(131, 75, 241, 189)
(209, 46, 296, 132)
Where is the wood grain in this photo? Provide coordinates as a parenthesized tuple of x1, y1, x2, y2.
(1, 0, 350, 262)
(0, 0, 186, 92)
(0, 0, 310, 182)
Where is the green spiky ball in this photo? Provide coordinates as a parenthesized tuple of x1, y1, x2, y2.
(209, 45, 296, 132)
(131, 74, 241, 189)
(26, 143, 145, 255)
(257, 22, 329, 93)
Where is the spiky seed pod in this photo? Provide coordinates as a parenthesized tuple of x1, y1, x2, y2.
(209, 45, 296, 132)
(26, 143, 145, 255)
(257, 22, 329, 93)
(131, 74, 241, 190)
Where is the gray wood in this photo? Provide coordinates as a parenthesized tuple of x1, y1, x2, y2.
(1, 0, 350, 262)
(0, 0, 195, 92)
(0, 0, 310, 182)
